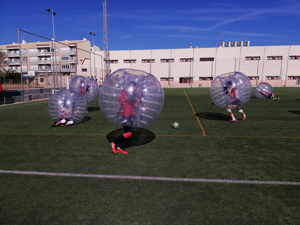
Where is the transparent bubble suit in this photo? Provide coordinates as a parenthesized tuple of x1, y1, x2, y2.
(69, 75, 99, 103)
(47, 89, 87, 124)
(98, 68, 164, 128)
(253, 82, 273, 99)
(210, 72, 252, 109)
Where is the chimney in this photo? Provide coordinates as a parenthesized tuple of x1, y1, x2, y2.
(22, 40, 26, 44)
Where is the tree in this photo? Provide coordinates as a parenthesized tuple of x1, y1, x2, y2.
(0, 51, 20, 80)
(0, 51, 6, 78)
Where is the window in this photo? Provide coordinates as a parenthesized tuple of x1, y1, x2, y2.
(288, 76, 297, 80)
(267, 56, 282, 60)
(248, 76, 259, 80)
(142, 59, 155, 63)
(160, 77, 174, 81)
(62, 64, 70, 69)
(245, 56, 260, 60)
(109, 60, 118, 64)
(30, 65, 38, 70)
(60, 47, 69, 53)
(123, 59, 136, 63)
(266, 76, 280, 80)
(199, 77, 213, 81)
(40, 78, 44, 82)
(180, 58, 194, 62)
(200, 57, 214, 61)
(82, 68, 87, 72)
(29, 49, 37, 55)
(160, 58, 174, 63)
(179, 77, 193, 83)
(289, 56, 299, 60)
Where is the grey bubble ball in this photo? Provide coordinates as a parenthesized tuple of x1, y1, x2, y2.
(210, 72, 252, 109)
(98, 68, 164, 128)
(69, 75, 99, 103)
(47, 89, 87, 124)
(254, 82, 273, 99)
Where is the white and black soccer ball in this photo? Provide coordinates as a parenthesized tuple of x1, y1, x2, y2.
(172, 122, 179, 129)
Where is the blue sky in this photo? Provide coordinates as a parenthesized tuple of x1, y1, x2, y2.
(1, 0, 300, 50)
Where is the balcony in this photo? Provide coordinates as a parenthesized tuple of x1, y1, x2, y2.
(61, 68, 76, 72)
(38, 60, 52, 64)
(69, 50, 76, 55)
(7, 52, 20, 57)
(38, 68, 53, 72)
(8, 60, 20, 65)
(37, 51, 51, 56)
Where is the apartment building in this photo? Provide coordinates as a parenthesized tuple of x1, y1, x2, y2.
(0, 38, 92, 88)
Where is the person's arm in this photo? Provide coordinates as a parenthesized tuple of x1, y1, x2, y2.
(229, 89, 235, 98)
(134, 92, 142, 107)
(119, 90, 127, 104)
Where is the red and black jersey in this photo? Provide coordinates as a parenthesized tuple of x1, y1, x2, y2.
(119, 90, 134, 116)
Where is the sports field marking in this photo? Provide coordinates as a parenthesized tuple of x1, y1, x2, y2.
(183, 89, 207, 136)
(0, 169, 299, 186)
(1, 132, 300, 139)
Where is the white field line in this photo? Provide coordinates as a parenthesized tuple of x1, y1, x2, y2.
(0, 100, 47, 110)
(0, 170, 299, 186)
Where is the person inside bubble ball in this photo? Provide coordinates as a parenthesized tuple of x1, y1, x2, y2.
(111, 81, 142, 154)
(52, 100, 75, 127)
(224, 81, 246, 123)
(261, 91, 276, 99)
(79, 80, 90, 113)
(79, 81, 86, 96)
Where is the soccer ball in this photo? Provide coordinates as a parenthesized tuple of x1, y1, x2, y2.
(172, 122, 179, 129)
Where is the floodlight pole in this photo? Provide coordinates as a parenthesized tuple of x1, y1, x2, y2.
(90, 32, 96, 79)
(47, 8, 57, 88)
(18, 29, 24, 102)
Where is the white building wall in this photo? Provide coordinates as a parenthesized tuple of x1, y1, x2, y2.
(96, 45, 300, 87)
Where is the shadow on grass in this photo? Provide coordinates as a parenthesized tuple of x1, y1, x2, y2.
(87, 106, 100, 112)
(106, 128, 156, 148)
(288, 110, 300, 115)
(196, 112, 231, 121)
(77, 116, 92, 124)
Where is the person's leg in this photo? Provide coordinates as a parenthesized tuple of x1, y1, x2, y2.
(112, 125, 132, 154)
(53, 118, 65, 127)
(237, 107, 246, 121)
(226, 109, 237, 123)
(65, 120, 73, 126)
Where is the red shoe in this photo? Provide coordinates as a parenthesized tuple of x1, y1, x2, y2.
(111, 142, 117, 154)
(242, 115, 246, 121)
(230, 119, 237, 123)
(117, 148, 128, 154)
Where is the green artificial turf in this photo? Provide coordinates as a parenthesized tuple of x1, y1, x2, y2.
(0, 87, 300, 225)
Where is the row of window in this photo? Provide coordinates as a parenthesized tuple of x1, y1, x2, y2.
(109, 58, 214, 64)
(108, 55, 300, 63)
(159, 76, 286, 82)
(246, 56, 300, 60)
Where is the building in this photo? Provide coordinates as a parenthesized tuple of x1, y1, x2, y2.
(103, 43, 300, 87)
(0, 38, 97, 89)
(1, 39, 300, 89)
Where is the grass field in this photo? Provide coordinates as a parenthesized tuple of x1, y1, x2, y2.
(0, 87, 300, 225)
